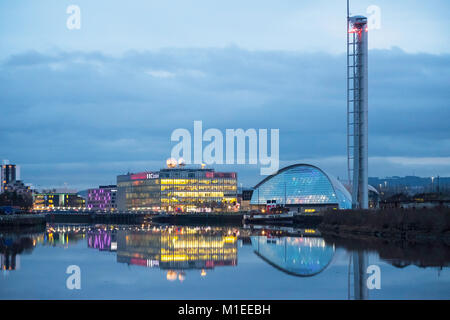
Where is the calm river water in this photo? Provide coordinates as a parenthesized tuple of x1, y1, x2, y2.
(1, 224, 449, 299)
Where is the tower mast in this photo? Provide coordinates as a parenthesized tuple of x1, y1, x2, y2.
(347, 1, 369, 209)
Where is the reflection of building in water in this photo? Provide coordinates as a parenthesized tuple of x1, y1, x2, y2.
(45, 226, 85, 247)
(0, 235, 39, 271)
(87, 229, 117, 251)
(1, 251, 20, 271)
(117, 227, 238, 279)
(251, 235, 335, 277)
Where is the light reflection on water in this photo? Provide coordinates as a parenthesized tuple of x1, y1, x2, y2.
(0, 224, 449, 300)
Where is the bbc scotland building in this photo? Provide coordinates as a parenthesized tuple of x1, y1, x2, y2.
(117, 166, 238, 212)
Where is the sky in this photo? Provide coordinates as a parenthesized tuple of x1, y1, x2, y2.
(1, 0, 449, 190)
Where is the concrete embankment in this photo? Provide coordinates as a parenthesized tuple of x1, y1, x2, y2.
(0, 214, 46, 228)
(45, 212, 147, 224)
(44, 211, 321, 227)
(151, 212, 323, 226)
(293, 214, 323, 226)
(2, 212, 244, 227)
(150, 212, 244, 225)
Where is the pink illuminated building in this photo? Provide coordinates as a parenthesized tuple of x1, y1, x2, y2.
(87, 185, 117, 211)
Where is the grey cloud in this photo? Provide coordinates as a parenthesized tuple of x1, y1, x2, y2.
(0, 47, 449, 189)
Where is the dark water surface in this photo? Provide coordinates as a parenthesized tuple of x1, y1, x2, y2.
(1, 224, 449, 299)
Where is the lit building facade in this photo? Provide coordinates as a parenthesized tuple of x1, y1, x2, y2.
(117, 168, 238, 212)
(1, 164, 18, 193)
(116, 172, 162, 211)
(86, 185, 117, 211)
(33, 192, 85, 210)
(159, 168, 237, 212)
(4, 180, 31, 196)
(250, 164, 352, 212)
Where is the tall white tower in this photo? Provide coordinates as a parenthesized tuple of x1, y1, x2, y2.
(347, 10, 369, 209)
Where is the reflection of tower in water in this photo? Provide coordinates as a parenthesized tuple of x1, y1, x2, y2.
(348, 251, 369, 300)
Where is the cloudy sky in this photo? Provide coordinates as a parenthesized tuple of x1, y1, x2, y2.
(1, 0, 449, 190)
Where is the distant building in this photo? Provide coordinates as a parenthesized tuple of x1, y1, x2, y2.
(33, 192, 85, 210)
(86, 185, 117, 211)
(381, 193, 450, 209)
(238, 189, 254, 211)
(369, 176, 450, 195)
(117, 167, 238, 212)
(1, 163, 18, 193)
(5, 180, 31, 196)
(368, 185, 380, 209)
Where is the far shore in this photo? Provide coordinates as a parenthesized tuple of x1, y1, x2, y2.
(319, 207, 450, 243)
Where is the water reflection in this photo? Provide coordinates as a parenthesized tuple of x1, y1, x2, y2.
(0, 234, 36, 271)
(115, 226, 238, 281)
(87, 228, 117, 251)
(1, 224, 449, 299)
(45, 226, 85, 247)
(251, 236, 335, 277)
(322, 234, 450, 269)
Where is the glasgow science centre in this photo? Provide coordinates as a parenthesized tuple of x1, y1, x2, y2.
(250, 164, 354, 212)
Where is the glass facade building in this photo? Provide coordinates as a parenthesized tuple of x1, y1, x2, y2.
(250, 164, 352, 210)
(117, 168, 238, 212)
(33, 192, 86, 210)
(117, 172, 161, 211)
(159, 168, 237, 212)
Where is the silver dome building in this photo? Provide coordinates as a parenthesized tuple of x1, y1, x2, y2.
(250, 164, 352, 212)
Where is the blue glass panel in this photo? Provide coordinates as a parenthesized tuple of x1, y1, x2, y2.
(250, 165, 352, 209)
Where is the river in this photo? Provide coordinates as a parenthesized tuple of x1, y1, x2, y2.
(0, 223, 449, 299)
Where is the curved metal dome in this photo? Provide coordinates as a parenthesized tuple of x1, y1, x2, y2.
(368, 184, 379, 194)
(250, 164, 352, 209)
(251, 236, 335, 277)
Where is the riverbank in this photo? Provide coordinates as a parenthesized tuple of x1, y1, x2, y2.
(150, 212, 243, 225)
(45, 212, 147, 224)
(0, 214, 46, 228)
(319, 208, 450, 243)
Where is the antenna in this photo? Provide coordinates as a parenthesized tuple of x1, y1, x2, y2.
(347, 0, 349, 20)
